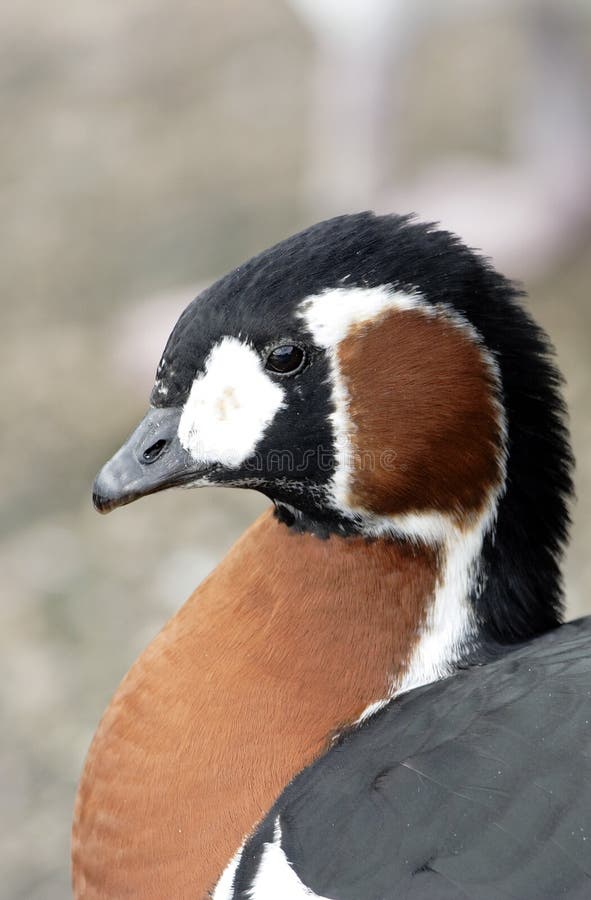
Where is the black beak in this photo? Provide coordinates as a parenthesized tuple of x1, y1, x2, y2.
(92, 407, 198, 514)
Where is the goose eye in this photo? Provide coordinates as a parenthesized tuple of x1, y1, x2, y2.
(265, 344, 305, 375)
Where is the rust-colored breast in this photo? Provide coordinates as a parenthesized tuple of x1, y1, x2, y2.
(72, 510, 437, 898)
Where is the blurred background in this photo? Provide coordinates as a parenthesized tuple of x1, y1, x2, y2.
(1, 1, 590, 896)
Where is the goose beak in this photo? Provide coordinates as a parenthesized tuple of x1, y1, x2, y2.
(92, 407, 196, 514)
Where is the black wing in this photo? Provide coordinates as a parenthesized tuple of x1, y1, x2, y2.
(231, 617, 591, 900)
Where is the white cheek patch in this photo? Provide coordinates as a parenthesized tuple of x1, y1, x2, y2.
(178, 337, 285, 468)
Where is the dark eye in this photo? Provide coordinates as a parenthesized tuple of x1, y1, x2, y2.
(265, 344, 306, 375)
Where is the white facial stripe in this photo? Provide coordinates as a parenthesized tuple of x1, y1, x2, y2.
(299, 285, 508, 703)
(299, 285, 424, 521)
(178, 337, 285, 468)
(299, 284, 424, 348)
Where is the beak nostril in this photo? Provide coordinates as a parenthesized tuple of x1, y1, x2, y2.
(142, 438, 168, 464)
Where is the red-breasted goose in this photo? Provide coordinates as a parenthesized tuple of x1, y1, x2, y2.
(73, 213, 589, 899)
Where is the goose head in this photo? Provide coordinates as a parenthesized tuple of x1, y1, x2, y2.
(93, 212, 573, 645)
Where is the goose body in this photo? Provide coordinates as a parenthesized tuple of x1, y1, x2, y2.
(73, 213, 588, 898)
(228, 617, 591, 900)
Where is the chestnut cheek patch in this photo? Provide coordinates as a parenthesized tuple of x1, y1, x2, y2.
(339, 305, 505, 521)
(299, 286, 506, 529)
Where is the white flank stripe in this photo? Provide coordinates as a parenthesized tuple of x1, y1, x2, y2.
(249, 819, 332, 900)
(212, 844, 244, 900)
